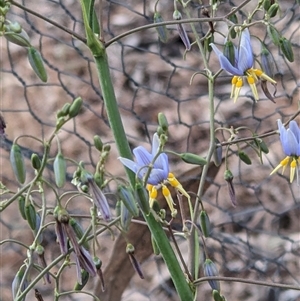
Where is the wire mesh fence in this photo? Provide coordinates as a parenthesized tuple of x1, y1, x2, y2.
(0, 0, 300, 300)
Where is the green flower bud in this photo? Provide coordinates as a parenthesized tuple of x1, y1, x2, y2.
(238, 151, 252, 165)
(25, 203, 37, 230)
(258, 138, 269, 154)
(120, 201, 132, 232)
(154, 12, 168, 43)
(260, 45, 275, 78)
(69, 217, 89, 250)
(180, 153, 207, 166)
(27, 47, 48, 82)
(228, 14, 238, 39)
(200, 210, 211, 238)
(31, 153, 41, 170)
(7, 21, 22, 33)
(12, 265, 28, 301)
(263, 0, 271, 10)
(53, 152, 66, 188)
(213, 138, 222, 167)
(213, 290, 226, 301)
(267, 25, 281, 46)
(18, 195, 27, 220)
(268, 3, 279, 18)
(158, 112, 168, 132)
(93, 257, 102, 269)
(68, 97, 83, 118)
(205, 34, 214, 53)
(56, 103, 71, 118)
(173, 10, 182, 20)
(204, 259, 220, 291)
(74, 269, 89, 291)
(135, 183, 150, 215)
(103, 144, 111, 152)
(279, 37, 294, 62)
(151, 234, 160, 255)
(118, 185, 139, 217)
(4, 29, 31, 47)
(10, 143, 26, 184)
(94, 135, 103, 152)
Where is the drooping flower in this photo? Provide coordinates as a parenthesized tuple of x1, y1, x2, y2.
(210, 28, 277, 102)
(119, 133, 189, 217)
(270, 120, 300, 183)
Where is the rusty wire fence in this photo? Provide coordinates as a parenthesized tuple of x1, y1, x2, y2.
(0, 0, 300, 301)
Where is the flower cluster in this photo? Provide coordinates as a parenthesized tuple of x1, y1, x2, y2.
(211, 28, 276, 102)
(119, 133, 189, 217)
(270, 120, 300, 183)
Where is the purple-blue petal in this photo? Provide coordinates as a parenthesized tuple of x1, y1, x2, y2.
(289, 121, 300, 144)
(118, 157, 138, 173)
(147, 169, 168, 185)
(151, 133, 160, 157)
(237, 45, 253, 72)
(133, 147, 152, 166)
(287, 129, 299, 156)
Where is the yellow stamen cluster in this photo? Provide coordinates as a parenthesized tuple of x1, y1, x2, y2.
(231, 68, 276, 102)
(270, 156, 300, 183)
(146, 172, 190, 218)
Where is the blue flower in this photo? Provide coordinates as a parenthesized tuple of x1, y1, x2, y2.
(119, 133, 169, 185)
(119, 133, 189, 217)
(270, 120, 300, 183)
(210, 29, 276, 102)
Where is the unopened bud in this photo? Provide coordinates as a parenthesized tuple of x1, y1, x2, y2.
(228, 14, 238, 39)
(18, 196, 27, 220)
(158, 112, 168, 132)
(279, 37, 294, 62)
(213, 290, 226, 301)
(31, 153, 41, 170)
(94, 135, 103, 152)
(25, 203, 37, 230)
(267, 25, 281, 46)
(204, 259, 220, 291)
(10, 143, 26, 184)
(120, 201, 132, 231)
(27, 47, 48, 82)
(180, 152, 207, 166)
(74, 269, 89, 290)
(261, 45, 275, 78)
(68, 97, 83, 118)
(263, 0, 271, 10)
(238, 151, 252, 165)
(4, 29, 31, 47)
(54, 152, 66, 188)
(200, 210, 211, 237)
(135, 183, 150, 215)
(56, 103, 70, 118)
(118, 185, 139, 217)
(213, 138, 223, 167)
(267, 3, 279, 18)
(154, 12, 168, 43)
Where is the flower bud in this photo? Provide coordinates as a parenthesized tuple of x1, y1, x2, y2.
(204, 259, 220, 291)
(126, 243, 144, 279)
(54, 152, 66, 188)
(94, 135, 103, 152)
(263, 0, 271, 10)
(25, 203, 37, 230)
(260, 45, 275, 78)
(180, 152, 207, 166)
(228, 14, 238, 39)
(158, 112, 168, 132)
(94, 257, 105, 292)
(74, 269, 89, 290)
(68, 97, 83, 118)
(257, 138, 269, 154)
(154, 12, 168, 43)
(12, 265, 28, 301)
(4, 29, 31, 47)
(267, 25, 281, 46)
(31, 153, 41, 170)
(120, 201, 132, 231)
(6, 21, 22, 33)
(267, 3, 279, 18)
(200, 210, 211, 237)
(10, 143, 26, 184)
(224, 169, 236, 207)
(212, 290, 226, 301)
(213, 138, 222, 167)
(135, 183, 150, 215)
(238, 151, 252, 165)
(56, 103, 70, 118)
(118, 185, 139, 217)
(27, 47, 48, 82)
(18, 195, 27, 220)
(279, 37, 294, 62)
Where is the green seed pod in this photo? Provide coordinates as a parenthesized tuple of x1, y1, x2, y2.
(68, 97, 83, 118)
(25, 203, 37, 230)
(279, 37, 294, 62)
(27, 47, 48, 82)
(151, 234, 160, 255)
(200, 210, 211, 238)
(18, 196, 27, 220)
(154, 12, 168, 43)
(10, 143, 26, 184)
(69, 217, 89, 250)
(180, 153, 207, 166)
(158, 112, 169, 132)
(74, 269, 89, 291)
(268, 3, 279, 18)
(4, 29, 31, 47)
(135, 183, 150, 215)
(94, 135, 103, 152)
(173, 10, 182, 20)
(56, 103, 71, 118)
(223, 40, 235, 66)
(31, 153, 41, 170)
(53, 152, 66, 188)
(263, 0, 271, 10)
(224, 169, 233, 181)
(238, 151, 252, 165)
(267, 25, 281, 46)
(118, 185, 139, 217)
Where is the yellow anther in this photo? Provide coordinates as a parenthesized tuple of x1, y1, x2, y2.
(236, 77, 243, 88)
(280, 156, 290, 167)
(150, 186, 158, 199)
(162, 185, 170, 197)
(247, 75, 259, 101)
(162, 185, 176, 217)
(290, 158, 297, 183)
(253, 69, 263, 77)
(146, 184, 153, 192)
(231, 76, 238, 85)
(168, 177, 179, 188)
(247, 75, 256, 85)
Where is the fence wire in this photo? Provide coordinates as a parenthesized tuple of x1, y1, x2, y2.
(1, 0, 300, 301)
